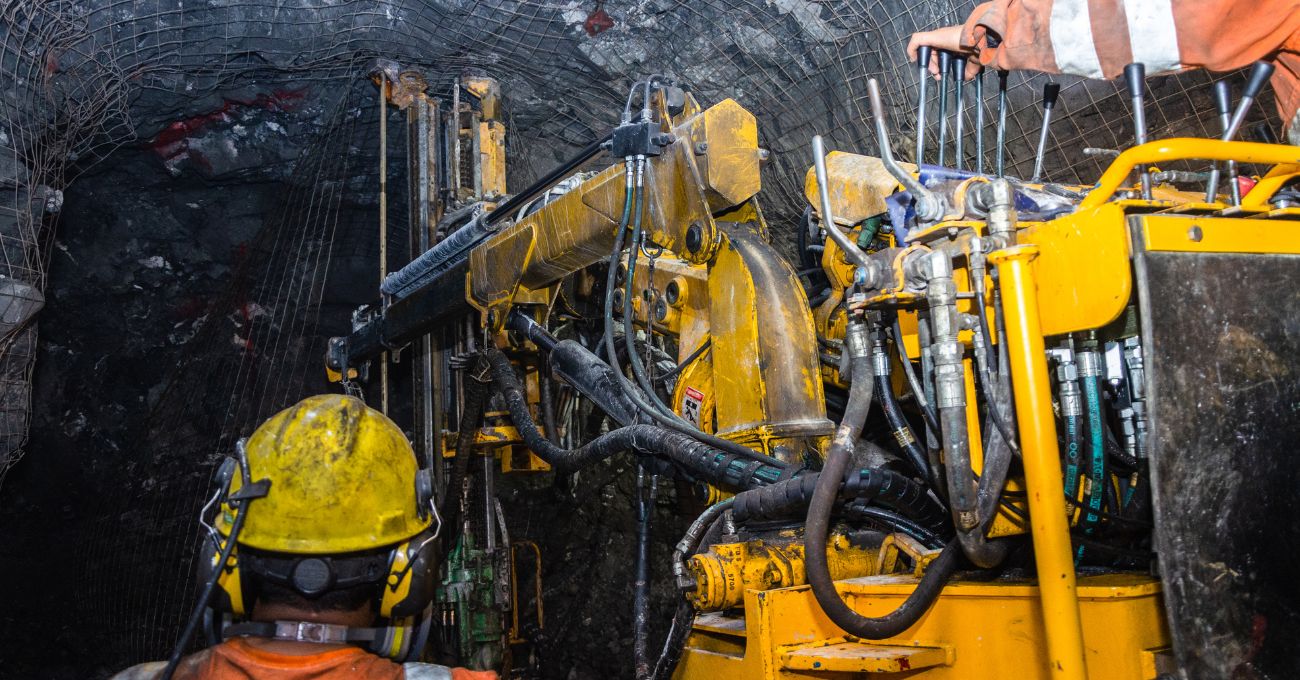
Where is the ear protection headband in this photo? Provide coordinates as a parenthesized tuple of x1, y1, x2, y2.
(197, 451, 442, 660)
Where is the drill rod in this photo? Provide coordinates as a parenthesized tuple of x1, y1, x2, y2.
(996, 70, 1008, 177)
(954, 55, 967, 170)
(1123, 63, 1152, 200)
(1031, 81, 1060, 183)
(1205, 60, 1275, 202)
(916, 45, 932, 164)
(938, 50, 951, 167)
(975, 68, 985, 175)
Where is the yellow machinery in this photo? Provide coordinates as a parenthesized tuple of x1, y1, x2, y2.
(327, 73, 1300, 679)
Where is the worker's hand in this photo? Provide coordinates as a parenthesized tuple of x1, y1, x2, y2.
(907, 25, 982, 81)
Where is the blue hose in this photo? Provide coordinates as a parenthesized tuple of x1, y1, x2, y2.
(1077, 373, 1106, 561)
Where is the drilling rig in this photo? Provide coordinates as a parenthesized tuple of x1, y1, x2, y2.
(325, 59, 1300, 679)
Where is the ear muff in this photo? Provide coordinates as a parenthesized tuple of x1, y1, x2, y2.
(199, 456, 247, 616)
(379, 529, 439, 619)
(370, 616, 414, 659)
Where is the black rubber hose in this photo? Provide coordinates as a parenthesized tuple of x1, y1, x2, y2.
(845, 504, 943, 549)
(632, 468, 657, 679)
(596, 162, 783, 468)
(873, 328, 941, 491)
(654, 339, 711, 385)
(440, 359, 491, 553)
(890, 319, 940, 437)
(622, 175, 679, 422)
(973, 299, 1020, 455)
(651, 600, 695, 680)
(805, 320, 956, 638)
(538, 357, 560, 445)
(731, 465, 948, 535)
(657, 500, 733, 680)
(486, 346, 785, 489)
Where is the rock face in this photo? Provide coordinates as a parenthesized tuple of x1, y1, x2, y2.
(0, 1, 1281, 679)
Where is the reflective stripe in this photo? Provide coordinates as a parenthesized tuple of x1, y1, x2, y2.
(403, 663, 455, 680)
(1050, 0, 1104, 78)
(1122, 0, 1182, 74)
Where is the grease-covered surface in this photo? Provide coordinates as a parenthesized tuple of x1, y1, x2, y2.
(1138, 249, 1300, 679)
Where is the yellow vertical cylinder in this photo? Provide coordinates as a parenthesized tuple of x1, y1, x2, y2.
(987, 244, 1087, 680)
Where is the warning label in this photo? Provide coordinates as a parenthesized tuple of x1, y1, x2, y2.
(682, 386, 705, 427)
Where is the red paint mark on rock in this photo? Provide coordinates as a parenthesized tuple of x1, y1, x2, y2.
(148, 90, 306, 166)
(584, 3, 614, 36)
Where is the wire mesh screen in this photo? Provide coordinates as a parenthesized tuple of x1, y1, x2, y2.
(0, 0, 1283, 675)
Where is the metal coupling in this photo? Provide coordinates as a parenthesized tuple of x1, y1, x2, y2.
(871, 336, 891, 377)
(1123, 337, 1146, 400)
(845, 320, 872, 361)
(933, 345, 967, 410)
(1132, 402, 1149, 459)
(985, 177, 1018, 244)
(1058, 379, 1083, 418)
(925, 251, 965, 410)
(1077, 348, 1102, 379)
(1053, 350, 1083, 418)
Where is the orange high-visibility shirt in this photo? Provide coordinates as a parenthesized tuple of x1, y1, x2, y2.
(959, 0, 1300, 141)
(111, 639, 498, 680)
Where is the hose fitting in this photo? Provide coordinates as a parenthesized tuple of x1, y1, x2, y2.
(985, 178, 1018, 248)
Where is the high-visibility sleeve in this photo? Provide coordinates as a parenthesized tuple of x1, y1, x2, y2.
(959, 0, 1300, 131)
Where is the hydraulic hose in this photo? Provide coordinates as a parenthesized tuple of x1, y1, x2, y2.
(891, 319, 939, 436)
(486, 346, 784, 489)
(597, 160, 783, 468)
(659, 499, 734, 680)
(872, 326, 941, 491)
(972, 281, 1020, 456)
(1077, 348, 1107, 554)
(927, 251, 1008, 568)
(632, 467, 658, 679)
(440, 358, 491, 552)
(845, 504, 943, 549)
(805, 319, 955, 639)
(622, 167, 679, 421)
(539, 356, 560, 445)
(730, 464, 948, 535)
(654, 339, 710, 385)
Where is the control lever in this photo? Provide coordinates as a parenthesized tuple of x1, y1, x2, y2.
(974, 68, 985, 175)
(867, 78, 944, 222)
(995, 70, 1008, 177)
(1205, 60, 1275, 202)
(1212, 80, 1242, 205)
(915, 45, 932, 164)
(1030, 81, 1060, 183)
(1124, 63, 1152, 200)
(938, 50, 951, 166)
(812, 135, 873, 268)
(953, 55, 967, 170)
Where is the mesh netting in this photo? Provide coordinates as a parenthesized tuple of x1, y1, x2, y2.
(0, 0, 1281, 674)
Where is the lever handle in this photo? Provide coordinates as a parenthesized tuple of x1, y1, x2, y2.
(953, 55, 968, 78)
(1124, 63, 1146, 98)
(1243, 60, 1276, 100)
(938, 50, 952, 74)
(1212, 80, 1233, 118)
(917, 44, 932, 68)
(1042, 82, 1061, 109)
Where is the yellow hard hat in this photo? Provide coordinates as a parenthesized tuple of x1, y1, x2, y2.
(216, 394, 431, 554)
